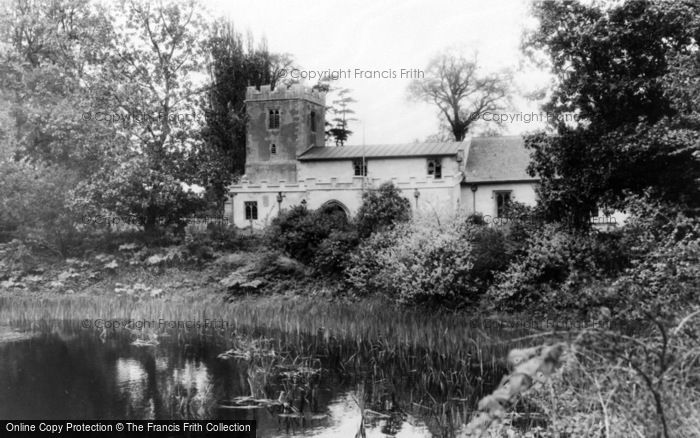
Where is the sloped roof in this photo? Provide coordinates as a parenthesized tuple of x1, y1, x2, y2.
(297, 142, 463, 160)
(463, 136, 536, 183)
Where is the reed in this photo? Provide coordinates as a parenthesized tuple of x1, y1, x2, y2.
(0, 292, 543, 435)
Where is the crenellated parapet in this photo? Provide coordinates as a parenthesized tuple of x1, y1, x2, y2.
(245, 84, 326, 106)
(229, 174, 462, 193)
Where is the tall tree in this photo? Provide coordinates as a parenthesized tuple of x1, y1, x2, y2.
(408, 50, 511, 141)
(200, 20, 299, 207)
(327, 88, 356, 146)
(0, 0, 123, 250)
(74, 0, 210, 231)
(0, 0, 121, 175)
(311, 79, 357, 146)
(524, 0, 700, 228)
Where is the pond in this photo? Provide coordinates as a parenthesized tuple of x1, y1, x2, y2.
(0, 319, 514, 437)
(0, 293, 550, 437)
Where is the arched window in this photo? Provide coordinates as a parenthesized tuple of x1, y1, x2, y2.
(495, 191, 512, 217)
(310, 111, 316, 132)
(270, 143, 277, 154)
(427, 158, 442, 179)
(244, 201, 258, 220)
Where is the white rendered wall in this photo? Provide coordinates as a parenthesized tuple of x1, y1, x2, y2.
(297, 156, 460, 182)
(461, 182, 539, 218)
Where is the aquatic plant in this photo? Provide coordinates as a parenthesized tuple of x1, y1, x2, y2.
(0, 293, 574, 435)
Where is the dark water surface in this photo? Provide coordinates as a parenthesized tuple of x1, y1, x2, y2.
(0, 323, 503, 437)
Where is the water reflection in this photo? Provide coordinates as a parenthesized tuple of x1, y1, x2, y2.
(309, 393, 432, 438)
(0, 324, 483, 437)
(115, 358, 153, 419)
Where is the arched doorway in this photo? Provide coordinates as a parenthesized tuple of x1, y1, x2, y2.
(319, 200, 350, 221)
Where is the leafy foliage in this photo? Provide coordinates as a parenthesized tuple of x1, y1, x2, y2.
(314, 229, 360, 275)
(355, 182, 411, 238)
(326, 88, 356, 146)
(0, 0, 219, 238)
(0, 159, 81, 254)
(0, 0, 121, 175)
(71, 155, 207, 232)
(346, 217, 480, 305)
(524, 0, 700, 228)
(469, 226, 510, 293)
(201, 19, 298, 202)
(266, 205, 351, 266)
(610, 197, 700, 322)
(487, 225, 630, 312)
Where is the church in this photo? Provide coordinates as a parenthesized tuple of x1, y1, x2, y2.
(224, 84, 539, 228)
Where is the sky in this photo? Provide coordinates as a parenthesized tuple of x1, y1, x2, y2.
(205, 0, 553, 145)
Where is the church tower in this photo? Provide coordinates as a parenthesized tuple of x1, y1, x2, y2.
(243, 84, 326, 183)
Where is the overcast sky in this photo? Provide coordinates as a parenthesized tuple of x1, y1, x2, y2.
(206, 0, 553, 144)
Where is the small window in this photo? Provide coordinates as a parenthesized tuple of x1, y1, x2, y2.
(427, 158, 442, 179)
(244, 201, 258, 220)
(270, 143, 277, 154)
(268, 109, 280, 129)
(310, 111, 316, 132)
(495, 191, 512, 217)
(352, 158, 367, 176)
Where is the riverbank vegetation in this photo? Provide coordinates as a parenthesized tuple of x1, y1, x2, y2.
(2, 179, 698, 436)
(1, 0, 700, 436)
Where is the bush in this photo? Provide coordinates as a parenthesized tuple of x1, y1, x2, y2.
(267, 182, 411, 274)
(314, 229, 360, 275)
(71, 155, 207, 232)
(266, 205, 351, 265)
(183, 229, 216, 262)
(487, 224, 630, 312)
(470, 226, 511, 293)
(0, 159, 83, 255)
(610, 199, 700, 321)
(355, 182, 411, 238)
(342, 228, 396, 294)
(346, 216, 480, 305)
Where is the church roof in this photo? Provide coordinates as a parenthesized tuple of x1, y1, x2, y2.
(297, 136, 537, 183)
(463, 136, 536, 183)
(297, 142, 463, 160)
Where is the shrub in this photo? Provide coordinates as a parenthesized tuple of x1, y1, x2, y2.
(71, 155, 207, 232)
(346, 216, 480, 305)
(314, 229, 360, 275)
(487, 224, 629, 312)
(342, 228, 396, 294)
(266, 205, 351, 265)
(183, 229, 215, 262)
(469, 226, 510, 293)
(355, 182, 411, 238)
(610, 198, 700, 321)
(0, 159, 83, 255)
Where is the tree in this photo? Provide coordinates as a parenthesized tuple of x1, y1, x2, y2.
(310, 80, 358, 146)
(327, 88, 357, 146)
(408, 50, 511, 141)
(0, 0, 124, 251)
(73, 0, 210, 231)
(524, 0, 700, 229)
(0, 0, 121, 176)
(200, 20, 299, 209)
